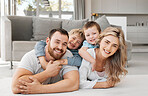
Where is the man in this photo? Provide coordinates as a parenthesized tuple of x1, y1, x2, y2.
(12, 28, 79, 94)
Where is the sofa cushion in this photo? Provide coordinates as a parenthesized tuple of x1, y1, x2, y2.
(32, 17, 62, 40)
(7, 16, 33, 41)
(110, 24, 122, 29)
(95, 15, 111, 32)
(62, 19, 89, 32)
(13, 41, 37, 51)
(12, 41, 37, 61)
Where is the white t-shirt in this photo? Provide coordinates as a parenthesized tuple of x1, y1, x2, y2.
(79, 48, 107, 89)
(18, 49, 78, 84)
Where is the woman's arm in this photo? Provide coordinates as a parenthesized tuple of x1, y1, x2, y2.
(79, 59, 98, 89)
(93, 81, 114, 89)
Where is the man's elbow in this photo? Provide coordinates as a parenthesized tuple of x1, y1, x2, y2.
(69, 80, 79, 91)
(73, 82, 79, 91)
(12, 86, 20, 94)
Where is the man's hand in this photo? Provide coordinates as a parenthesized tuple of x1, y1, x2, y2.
(17, 77, 43, 94)
(45, 61, 62, 77)
(13, 75, 33, 94)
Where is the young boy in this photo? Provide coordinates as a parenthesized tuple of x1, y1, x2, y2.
(35, 29, 85, 69)
(79, 21, 103, 71)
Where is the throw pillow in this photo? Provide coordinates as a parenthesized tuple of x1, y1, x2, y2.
(32, 17, 62, 41)
(62, 19, 89, 32)
(110, 24, 122, 29)
(95, 15, 110, 32)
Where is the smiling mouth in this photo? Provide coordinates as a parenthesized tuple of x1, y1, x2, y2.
(70, 42, 75, 47)
(54, 49, 63, 54)
(104, 49, 110, 54)
(90, 39, 95, 42)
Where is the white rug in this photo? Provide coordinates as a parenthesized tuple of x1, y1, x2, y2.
(0, 75, 148, 96)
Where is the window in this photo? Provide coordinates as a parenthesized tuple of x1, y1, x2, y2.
(16, 0, 74, 19)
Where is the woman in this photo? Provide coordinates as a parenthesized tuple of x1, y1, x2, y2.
(79, 27, 128, 89)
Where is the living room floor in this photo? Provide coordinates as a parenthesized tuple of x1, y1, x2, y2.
(0, 51, 148, 96)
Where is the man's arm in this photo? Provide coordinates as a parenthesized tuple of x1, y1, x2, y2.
(40, 70, 79, 93)
(17, 70, 79, 94)
(12, 62, 62, 94)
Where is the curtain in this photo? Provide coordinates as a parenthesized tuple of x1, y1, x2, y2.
(74, 0, 85, 20)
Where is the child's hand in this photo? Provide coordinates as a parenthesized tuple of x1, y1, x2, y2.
(91, 62, 96, 72)
(91, 60, 96, 72)
(42, 61, 48, 70)
(53, 60, 62, 65)
(53, 59, 67, 65)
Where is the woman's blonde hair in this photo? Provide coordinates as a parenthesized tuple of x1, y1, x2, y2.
(96, 27, 128, 85)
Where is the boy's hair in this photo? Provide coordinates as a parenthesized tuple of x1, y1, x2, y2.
(83, 21, 101, 33)
(69, 29, 85, 41)
(49, 28, 69, 39)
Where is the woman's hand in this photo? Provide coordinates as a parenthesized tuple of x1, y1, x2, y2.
(93, 81, 114, 89)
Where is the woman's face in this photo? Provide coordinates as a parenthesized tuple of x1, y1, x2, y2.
(99, 35, 119, 59)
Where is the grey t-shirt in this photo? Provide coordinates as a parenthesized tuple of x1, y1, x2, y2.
(18, 49, 78, 84)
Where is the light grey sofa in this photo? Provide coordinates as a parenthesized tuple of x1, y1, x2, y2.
(1, 16, 88, 62)
(1, 15, 132, 66)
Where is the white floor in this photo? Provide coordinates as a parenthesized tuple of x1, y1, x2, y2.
(0, 51, 148, 96)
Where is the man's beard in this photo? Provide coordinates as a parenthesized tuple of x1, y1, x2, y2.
(48, 44, 65, 60)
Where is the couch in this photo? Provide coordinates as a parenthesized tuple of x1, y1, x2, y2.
(1, 15, 132, 68)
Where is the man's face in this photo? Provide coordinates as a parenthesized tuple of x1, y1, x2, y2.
(68, 34, 83, 50)
(47, 31, 68, 60)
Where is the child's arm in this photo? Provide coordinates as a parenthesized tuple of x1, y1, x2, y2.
(38, 56, 48, 70)
(34, 40, 47, 70)
(79, 47, 96, 66)
(67, 54, 82, 67)
(53, 54, 82, 67)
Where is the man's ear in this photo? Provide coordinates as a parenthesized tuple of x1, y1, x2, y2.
(46, 37, 50, 44)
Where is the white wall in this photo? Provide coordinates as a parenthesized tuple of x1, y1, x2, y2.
(107, 16, 127, 40)
(85, 0, 91, 20)
(0, 0, 1, 57)
(0, 17, 1, 57)
(0, 0, 5, 58)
